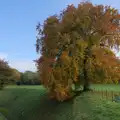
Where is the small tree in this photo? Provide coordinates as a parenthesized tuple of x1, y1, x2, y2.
(8, 68, 21, 85)
(0, 59, 13, 89)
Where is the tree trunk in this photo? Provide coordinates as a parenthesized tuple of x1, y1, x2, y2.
(83, 59, 90, 91)
(0, 79, 4, 90)
(83, 47, 90, 91)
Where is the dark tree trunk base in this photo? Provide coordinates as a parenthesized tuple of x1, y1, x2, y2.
(83, 86, 93, 92)
(83, 84, 93, 92)
(83, 88, 92, 92)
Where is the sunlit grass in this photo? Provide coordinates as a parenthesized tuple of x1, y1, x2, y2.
(91, 84, 120, 91)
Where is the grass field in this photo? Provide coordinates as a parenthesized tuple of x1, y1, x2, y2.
(0, 85, 120, 120)
(91, 84, 120, 92)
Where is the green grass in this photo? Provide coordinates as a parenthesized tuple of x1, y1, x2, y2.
(0, 85, 73, 120)
(91, 84, 120, 92)
(0, 85, 120, 120)
(73, 92, 120, 120)
(0, 116, 4, 120)
(0, 112, 6, 120)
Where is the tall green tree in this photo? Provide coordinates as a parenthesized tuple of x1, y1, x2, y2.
(36, 2, 120, 101)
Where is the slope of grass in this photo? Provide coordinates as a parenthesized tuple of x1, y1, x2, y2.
(0, 115, 5, 120)
(0, 85, 73, 120)
(0, 116, 4, 120)
(0, 85, 120, 120)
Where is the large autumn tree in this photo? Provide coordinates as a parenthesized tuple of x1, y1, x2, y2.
(36, 2, 120, 101)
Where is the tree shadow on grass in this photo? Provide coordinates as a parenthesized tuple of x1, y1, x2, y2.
(33, 92, 74, 120)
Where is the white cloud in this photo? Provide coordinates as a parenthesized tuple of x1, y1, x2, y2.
(0, 52, 8, 59)
(9, 59, 37, 72)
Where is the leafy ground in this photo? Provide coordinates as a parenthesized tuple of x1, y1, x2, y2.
(0, 85, 120, 120)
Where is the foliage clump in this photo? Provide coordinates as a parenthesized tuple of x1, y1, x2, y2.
(0, 59, 20, 89)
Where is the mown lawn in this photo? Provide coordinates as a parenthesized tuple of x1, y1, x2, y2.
(0, 85, 120, 120)
(91, 84, 120, 92)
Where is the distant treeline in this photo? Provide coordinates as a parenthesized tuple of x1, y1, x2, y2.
(0, 59, 41, 90)
(16, 71, 41, 85)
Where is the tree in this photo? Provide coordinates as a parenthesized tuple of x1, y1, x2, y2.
(0, 59, 13, 89)
(10, 68, 21, 84)
(0, 59, 21, 88)
(19, 71, 40, 85)
(36, 2, 120, 101)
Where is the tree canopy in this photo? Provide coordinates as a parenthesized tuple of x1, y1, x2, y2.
(36, 2, 120, 101)
(0, 59, 22, 89)
(0, 59, 13, 89)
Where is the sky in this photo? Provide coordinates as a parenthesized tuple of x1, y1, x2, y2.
(0, 0, 120, 72)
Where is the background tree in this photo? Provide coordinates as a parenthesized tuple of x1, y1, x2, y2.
(36, 2, 120, 101)
(19, 71, 40, 85)
(0, 59, 13, 89)
(8, 68, 21, 84)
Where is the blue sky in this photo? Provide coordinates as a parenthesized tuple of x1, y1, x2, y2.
(0, 0, 120, 72)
